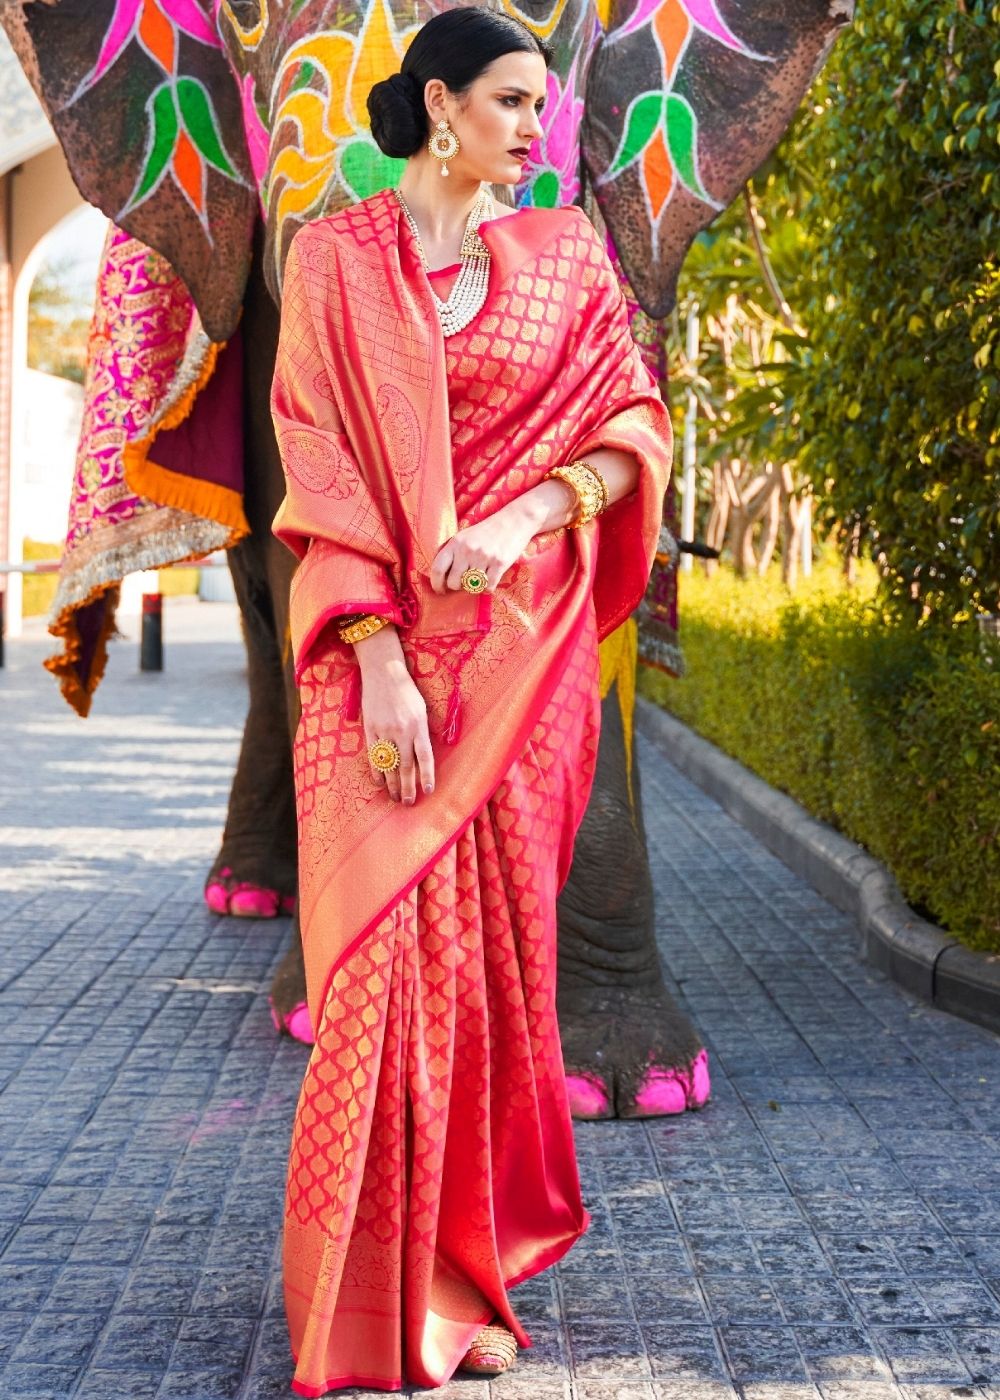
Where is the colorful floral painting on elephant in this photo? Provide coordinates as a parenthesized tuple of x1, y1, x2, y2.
(2, 0, 853, 1117)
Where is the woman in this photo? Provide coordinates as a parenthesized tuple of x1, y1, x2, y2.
(269, 8, 673, 1394)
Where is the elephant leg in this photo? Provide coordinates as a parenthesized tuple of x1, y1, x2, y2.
(204, 534, 298, 917)
(556, 678, 710, 1119)
(231, 218, 311, 1043)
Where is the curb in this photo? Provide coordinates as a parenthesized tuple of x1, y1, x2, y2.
(636, 698, 1000, 1038)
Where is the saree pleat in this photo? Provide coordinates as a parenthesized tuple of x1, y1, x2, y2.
(285, 611, 600, 1394)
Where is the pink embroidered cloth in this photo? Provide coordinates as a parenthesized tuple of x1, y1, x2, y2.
(45, 223, 248, 715)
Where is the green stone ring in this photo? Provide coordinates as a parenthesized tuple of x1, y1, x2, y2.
(460, 567, 489, 595)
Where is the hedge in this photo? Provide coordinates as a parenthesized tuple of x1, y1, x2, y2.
(639, 564, 1000, 953)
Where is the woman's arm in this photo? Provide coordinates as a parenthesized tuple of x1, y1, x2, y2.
(428, 446, 641, 594)
(501, 446, 641, 537)
(271, 237, 404, 678)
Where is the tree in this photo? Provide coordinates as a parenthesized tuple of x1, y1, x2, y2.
(668, 131, 815, 585)
(778, 0, 1000, 622)
(28, 260, 92, 383)
(673, 2, 1000, 623)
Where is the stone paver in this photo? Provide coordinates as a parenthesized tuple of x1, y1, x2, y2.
(1, 600, 998, 1400)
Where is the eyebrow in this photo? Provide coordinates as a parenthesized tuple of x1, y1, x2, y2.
(498, 86, 546, 101)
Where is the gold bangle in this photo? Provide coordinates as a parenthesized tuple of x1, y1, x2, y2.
(546, 460, 608, 528)
(579, 460, 610, 515)
(339, 613, 389, 644)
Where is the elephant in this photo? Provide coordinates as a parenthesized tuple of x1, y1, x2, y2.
(3, 0, 853, 1118)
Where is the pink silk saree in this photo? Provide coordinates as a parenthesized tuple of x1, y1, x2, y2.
(270, 187, 672, 1394)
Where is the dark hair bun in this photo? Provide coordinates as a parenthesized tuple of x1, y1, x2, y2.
(367, 70, 426, 159)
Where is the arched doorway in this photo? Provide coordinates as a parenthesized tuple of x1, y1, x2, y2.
(1, 30, 94, 637)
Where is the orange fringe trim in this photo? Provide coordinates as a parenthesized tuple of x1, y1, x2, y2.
(122, 338, 250, 540)
(44, 583, 121, 719)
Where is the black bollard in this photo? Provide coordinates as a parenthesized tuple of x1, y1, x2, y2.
(140, 592, 163, 671)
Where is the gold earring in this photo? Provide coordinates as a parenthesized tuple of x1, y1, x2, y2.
(428, 119, 460, 177)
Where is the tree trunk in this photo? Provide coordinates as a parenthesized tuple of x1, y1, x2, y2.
(703, 459, 729, 576)
(757, 465, 781, 575)
(779, 464, 803, 589)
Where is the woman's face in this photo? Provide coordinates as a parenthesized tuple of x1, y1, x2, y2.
(426, 51, 548, 187)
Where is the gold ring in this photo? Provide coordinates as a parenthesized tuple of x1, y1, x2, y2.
(368, 739, 400, 773)
(460, 566, 489, 595)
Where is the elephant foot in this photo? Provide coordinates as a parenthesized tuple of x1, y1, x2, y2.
(269, 996, 314, 1044)
(559, 985, 710, 1120)
(204, 859, 296, 919)
(566, 1049, 711, 1120)
(634, 1048, 711, 1114)
(268, 930, 314, 1044)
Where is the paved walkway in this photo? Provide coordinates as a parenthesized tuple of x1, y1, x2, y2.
(1, 601, 998, 1400)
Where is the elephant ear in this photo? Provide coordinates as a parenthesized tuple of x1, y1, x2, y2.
(1, 0, 255, 341)
(581, 0, 854, 319)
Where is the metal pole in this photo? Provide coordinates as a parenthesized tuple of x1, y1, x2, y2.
(140, 591, 163, 671)
(681, 303, 700, 572)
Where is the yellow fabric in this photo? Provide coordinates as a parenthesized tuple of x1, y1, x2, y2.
(123, 453, 250, 537)
(598, 617, 638, 814)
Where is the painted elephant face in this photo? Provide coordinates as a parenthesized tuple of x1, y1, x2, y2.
(2, 0, 852, 334)
(582, 0, 854, 317)
(0, 0, 257, 340)
(215, 0, 603, 305)
(219, 0, 852, 316)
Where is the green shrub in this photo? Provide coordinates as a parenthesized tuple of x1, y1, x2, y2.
(640, 562, 1000, 952)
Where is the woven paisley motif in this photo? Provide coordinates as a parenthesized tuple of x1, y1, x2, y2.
(283, 425, 360, 498)
(375, 382, 421, 493)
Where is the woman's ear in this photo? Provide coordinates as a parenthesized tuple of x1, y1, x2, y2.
(423, 78, 449, 127)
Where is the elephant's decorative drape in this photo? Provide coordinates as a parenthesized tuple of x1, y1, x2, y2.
(42, 225, 249, 716)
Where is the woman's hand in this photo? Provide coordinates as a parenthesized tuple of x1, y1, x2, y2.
(430, 453, 644, 593)
(354, 627, 434, 804)
(429, 500, 541, 594)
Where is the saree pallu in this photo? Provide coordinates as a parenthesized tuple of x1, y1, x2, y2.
(270, 188, 673, 1393)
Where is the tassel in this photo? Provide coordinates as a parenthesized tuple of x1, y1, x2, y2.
(337, 667, 362, 722)
(442, 679, 462, 745)
(397, 586, 418, 628)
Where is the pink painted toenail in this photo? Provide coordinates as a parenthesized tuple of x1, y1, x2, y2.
(204, 883, 230, 915)
(635, 1069, 688, 1116)
(285, 1002, 314, 1045)
(689, 1049, 711, 1108)
(229, 888, 280, 919)
(566, 1074, 610, 1118)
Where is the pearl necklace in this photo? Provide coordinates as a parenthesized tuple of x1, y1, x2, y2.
(393, 186, 494, 337)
